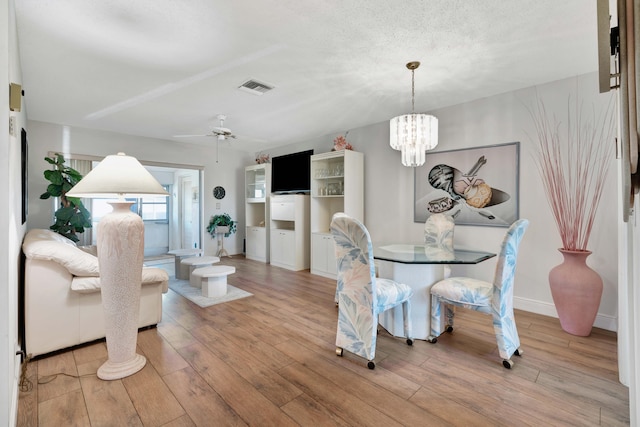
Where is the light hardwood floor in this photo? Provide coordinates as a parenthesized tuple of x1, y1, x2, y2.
(17, 256, 630, 426)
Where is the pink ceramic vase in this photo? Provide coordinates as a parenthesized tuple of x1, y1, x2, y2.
(548, 249, 603, 336)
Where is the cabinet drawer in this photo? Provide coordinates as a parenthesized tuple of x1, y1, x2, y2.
(271, 201, 295, 220)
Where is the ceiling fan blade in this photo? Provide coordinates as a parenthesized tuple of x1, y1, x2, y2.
(218, 134, 238, 141)
(178, 114, 238, 141)
(211, 126, 232, 134)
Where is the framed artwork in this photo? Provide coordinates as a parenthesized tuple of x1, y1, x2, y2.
(21, 128, 28, 225)
(414, 141, 520, 227)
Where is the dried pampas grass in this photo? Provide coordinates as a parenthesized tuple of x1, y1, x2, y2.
(529, 95, 616, 251)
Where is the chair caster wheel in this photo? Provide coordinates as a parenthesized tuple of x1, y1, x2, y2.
(406, 339, 413, 346)
(502, 359, 514, 369)
(514, 348, 523, 357)
(336, 347, 343, 357)
(427, 336, 437, 344)
(445, 325, 453, 333)
(367, 361, 375, 370)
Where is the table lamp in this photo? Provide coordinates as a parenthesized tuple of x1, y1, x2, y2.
(66, 152, 169, 380)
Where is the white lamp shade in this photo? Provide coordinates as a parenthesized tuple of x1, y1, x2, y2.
(66, 152, 169, 198)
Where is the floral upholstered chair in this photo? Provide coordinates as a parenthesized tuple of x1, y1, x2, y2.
(428, 218, 529, 369)
(424, 213, 455, 276)
(424, 213, 455, 252)
(330, 213, 414, 369)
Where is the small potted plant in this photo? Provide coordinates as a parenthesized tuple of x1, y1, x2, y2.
(207, 213, 237, 238)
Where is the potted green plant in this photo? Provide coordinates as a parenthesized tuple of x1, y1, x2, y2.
(39, 153, 92, 243)
(207, 213, 237, 238)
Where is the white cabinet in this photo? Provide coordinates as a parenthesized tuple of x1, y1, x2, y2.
(311, 232, 337, 278)
(310, 150, 364, 278)
(270, 229, 296, 268)
(245, 164, 271, 262)
(271, 199, 295, 220)
(245, 226, 267, 262)
(246, 164, 269, 201)
(270, 194, 310, 271)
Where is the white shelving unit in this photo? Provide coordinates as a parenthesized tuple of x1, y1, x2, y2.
(310, 150, 364, 279)
(270, 194, 310, 271)
(245, 163, 271, 262)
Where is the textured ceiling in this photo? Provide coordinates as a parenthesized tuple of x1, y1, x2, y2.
(15, 0, 601, 153)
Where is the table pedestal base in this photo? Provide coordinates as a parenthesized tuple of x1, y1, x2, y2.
(377, 260, 445, 340)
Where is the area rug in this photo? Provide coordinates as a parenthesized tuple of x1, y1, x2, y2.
(168, 278, 253, 308)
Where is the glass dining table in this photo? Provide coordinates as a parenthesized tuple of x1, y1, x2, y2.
(374, 244, 496, 340)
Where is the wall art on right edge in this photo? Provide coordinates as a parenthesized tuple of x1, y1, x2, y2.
(414, 141, 520, 227)
(21, 128, 28, 225)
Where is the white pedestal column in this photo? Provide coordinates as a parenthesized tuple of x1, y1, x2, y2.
(377, 260, 445, 340)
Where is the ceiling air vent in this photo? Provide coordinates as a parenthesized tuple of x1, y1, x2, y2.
(238, 79, 274, 96)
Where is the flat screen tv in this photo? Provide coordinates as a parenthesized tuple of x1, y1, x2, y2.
(271, 149, 314, 194)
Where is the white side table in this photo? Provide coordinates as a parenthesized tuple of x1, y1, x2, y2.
(181, 256, 221, 286)
(191, 265, 236, 298)
(168, 248, 203, 280)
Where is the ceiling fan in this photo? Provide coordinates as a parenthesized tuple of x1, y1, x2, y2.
(174, 114, 237, 141)
(174, 114, 238, 163)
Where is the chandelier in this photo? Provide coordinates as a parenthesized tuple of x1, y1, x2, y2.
(389, 61, 438, 167)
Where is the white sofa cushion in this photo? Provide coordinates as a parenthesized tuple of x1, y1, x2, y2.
(78, 245, 98, 256)
(23, 229, 99, 277)
(71, 267, 169, 293)
(71, 277, 101, 293)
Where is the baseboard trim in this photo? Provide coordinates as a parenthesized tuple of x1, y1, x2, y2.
(10, 350, 21, 427)
(514, 296, 618, 332)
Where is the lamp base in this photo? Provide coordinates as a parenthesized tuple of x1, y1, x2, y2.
(98, 201, 146, 381)
(97, 353, 146, 380)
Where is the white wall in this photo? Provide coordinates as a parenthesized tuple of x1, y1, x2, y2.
(2, 0, 27, 425)
(25, 121, 254, 258)
(268, 72, 618, 330)
(620, 198, 640, 425)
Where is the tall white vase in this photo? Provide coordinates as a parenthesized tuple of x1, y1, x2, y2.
(96, 201, 146, 380)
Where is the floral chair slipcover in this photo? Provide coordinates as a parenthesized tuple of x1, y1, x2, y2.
(330, 213, 413, 369)
(428, 218, 529, 369)
(424, 214, 455, 277)
(424, 213, 455, 252)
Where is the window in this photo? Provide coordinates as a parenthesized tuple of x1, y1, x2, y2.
(89, 185, 170, 223)
(139, 187, 170, 221)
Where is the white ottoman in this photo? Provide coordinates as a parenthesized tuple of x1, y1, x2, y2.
(168, 249, 203, 280)
(191, 265, 236, 298)
(181, 256, 220, 286)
